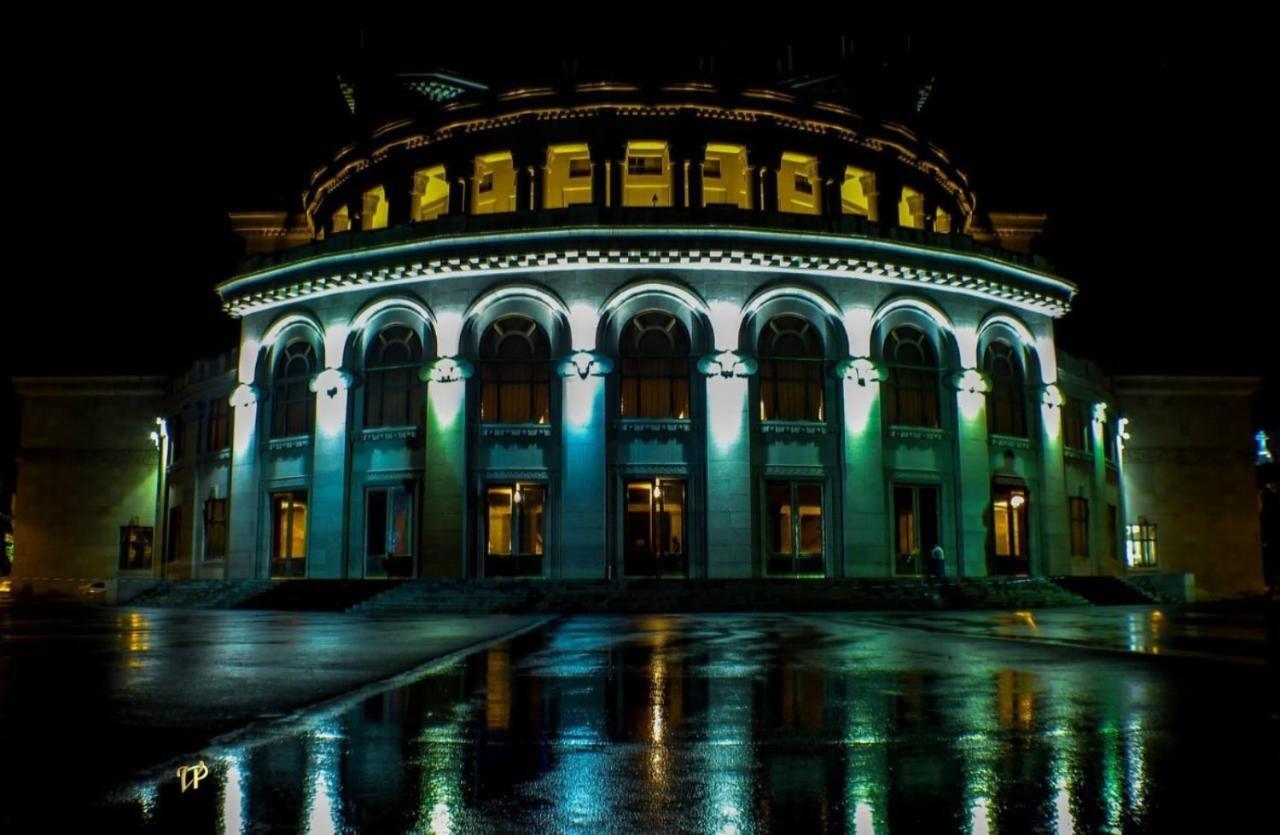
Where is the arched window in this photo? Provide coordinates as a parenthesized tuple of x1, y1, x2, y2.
(365, 325, 425, 428)
(985, 341, 1027, 437)
(758, 315, 825, 422)
(619, 312, 691, 420)
(883, 326, 941, 428)
(479, 316, 550, 424)
(271, 339, 316, 437)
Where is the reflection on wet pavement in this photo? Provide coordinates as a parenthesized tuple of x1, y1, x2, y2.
(96, 612, 1276, 833)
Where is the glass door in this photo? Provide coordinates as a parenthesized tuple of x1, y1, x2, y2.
(991, 485, 1030, 575)
(624, 478, 687, 577)
(485, 483, 545, 577)
(765, 481, 824, 576)
(366, 485, 415, 578)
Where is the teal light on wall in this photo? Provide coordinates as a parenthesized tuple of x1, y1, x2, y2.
(310, 368, 353, 437)
(230, 384, 258, 457)
(951, 368, 990, 423)
(707, 376, 748, 453)
(1040, 383, 1064, 441)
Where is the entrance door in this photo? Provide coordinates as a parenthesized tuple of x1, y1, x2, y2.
(624, 478, 687, 577)
(991, 485, 1030, 575)
(366, 485, 415, 578)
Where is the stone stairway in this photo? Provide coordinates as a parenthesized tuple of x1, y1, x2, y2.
(353, 577, 1089, 615)
(125, 579, 274, 609)
(1049, 576, 1157, 605)
(235, 580, 405, 612)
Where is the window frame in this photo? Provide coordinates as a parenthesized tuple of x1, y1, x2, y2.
(364, 325, 426, 429)
(757, 316, 826, 423)
(1126, 518, 1158, 568)
(270, 490, 308, 578)
(763, 479, 825, 577)
(882, 326, 941, 429)
(984, 341, 1028, 438)
(206, 396, 230, 452)
(484, 481, 546, 577)
(1069, 496, 1089, 558)
(203, 498, 228, 560)
(478, 316, 551, 425)
(271, 340, 316, 438)
(893, 483, 942, 576)
(618, 312, 692, 420)
(118, 525, 154, 571)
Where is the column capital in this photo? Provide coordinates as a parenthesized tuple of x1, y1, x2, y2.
(421, 356, 474, 383)
(229, 382, 259, 408)
(697, 350, 757, 378)
(834, 357, 888, 385)
(558, 350, 614, 379)
(949, 368, 991, 394)
(310, 367, 353, 398)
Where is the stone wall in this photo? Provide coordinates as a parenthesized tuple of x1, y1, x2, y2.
(1116, 377, 1265, 598)
(12, 377, 164, 582)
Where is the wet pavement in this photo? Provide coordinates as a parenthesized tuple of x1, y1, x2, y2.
(0, 605, 548, 826)
(41, 607, 1277, 833)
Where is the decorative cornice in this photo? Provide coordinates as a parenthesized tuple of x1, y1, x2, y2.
(219, 229, 1073, 320)
(888, 425, 949, 442)
(617, 419, 694, 433)
(479, 424, 553, 438)
(616, 463, 690, 476)
(762, 465, 827, 477)
(759, 421, 829, 435)
(990, 434, 1034, 451)
(481, 468, 551, 481)
(266, 435, 312, 451)
(359, 427, 422, 442)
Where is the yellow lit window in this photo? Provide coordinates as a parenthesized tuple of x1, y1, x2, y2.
(934, 206, 952, 233)
(411, 165, 449, 221)
(544, 144, 593, 209)
(330, 205, 350, 234)
(361, 185, 389, 231)
(777, 152, 820, 215)
(899, 185, 925, 229)
(623, 141, 671, 207)
(472, 152, 516, 214)
(702, 143, 751, 209)
(841, 166, 875, 218)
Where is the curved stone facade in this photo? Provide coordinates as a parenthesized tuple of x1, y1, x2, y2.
(173, 79, 1129, 583)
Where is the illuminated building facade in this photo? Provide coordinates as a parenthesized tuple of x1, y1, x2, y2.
(208, 76, 1103, 585)
(8, 74, 1266, 596)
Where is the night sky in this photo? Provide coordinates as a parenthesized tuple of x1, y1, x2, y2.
(2, 20, 1275, 487)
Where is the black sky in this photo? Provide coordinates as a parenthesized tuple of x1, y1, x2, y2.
(2, 19, 1276, 469)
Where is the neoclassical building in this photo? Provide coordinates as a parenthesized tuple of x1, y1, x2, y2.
(169, 74, 1123, 585)
(34, 71, 1269, 596)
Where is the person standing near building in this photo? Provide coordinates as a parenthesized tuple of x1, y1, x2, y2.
(931, 543, 946, 578)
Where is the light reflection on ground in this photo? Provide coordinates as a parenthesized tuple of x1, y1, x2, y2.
(91, 611, 1276, 833)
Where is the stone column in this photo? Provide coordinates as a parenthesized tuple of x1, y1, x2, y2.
(1038, 384, 1072, 576)
(420, 360, 469, 577)
(1090, 402, 1112, 574)
(860, 172, 880, 224)
(307, 368, 353, 578)
(951, 369, 993, 577)
(702, 352, 755, 577)
(838, 359, 891, 576)
(559, 352, 610, 578)
(226, 383, 261, 578)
